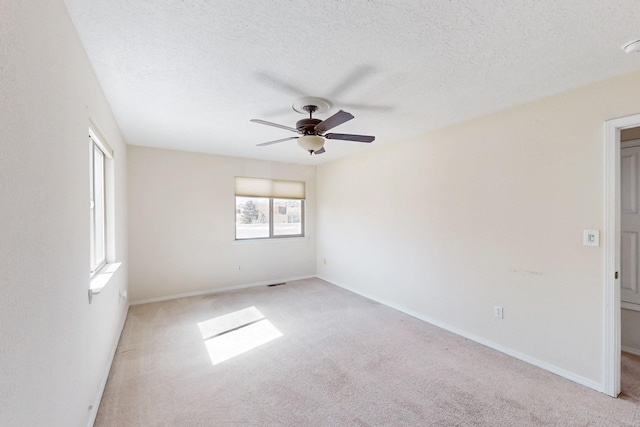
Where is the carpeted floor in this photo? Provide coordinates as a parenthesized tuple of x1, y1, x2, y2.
(96, 278, 640, 426)
(622, 351, 640, 404)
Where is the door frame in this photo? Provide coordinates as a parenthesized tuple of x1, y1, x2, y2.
(604, 113, 640, 397)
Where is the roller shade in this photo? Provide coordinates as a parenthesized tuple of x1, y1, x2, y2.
(235, 177, 305, 200)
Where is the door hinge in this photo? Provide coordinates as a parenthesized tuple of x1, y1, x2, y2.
(615, 271, 619, 279)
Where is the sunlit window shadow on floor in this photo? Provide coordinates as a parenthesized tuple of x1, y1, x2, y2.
(197, 306, 283, 365)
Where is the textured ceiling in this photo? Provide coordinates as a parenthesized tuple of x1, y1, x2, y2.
(64, 0, 640, 165)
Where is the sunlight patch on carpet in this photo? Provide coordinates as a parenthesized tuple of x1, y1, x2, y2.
(198, 306, 265, 339)
(198, 307, 283, 365)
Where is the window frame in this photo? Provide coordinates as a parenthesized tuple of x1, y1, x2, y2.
(234, 177, 306, 241)
(88, 121, 114, 278)
(90, 135, 107, 276)
(235, 196, 305, 240)
(271, 198, 305, 238)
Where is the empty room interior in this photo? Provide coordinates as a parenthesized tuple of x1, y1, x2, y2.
(4, 1, 640, 426)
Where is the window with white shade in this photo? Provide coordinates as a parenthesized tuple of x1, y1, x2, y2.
(235, 177, 305, 240)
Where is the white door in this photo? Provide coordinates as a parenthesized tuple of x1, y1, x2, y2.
(621, 143, 640, 307)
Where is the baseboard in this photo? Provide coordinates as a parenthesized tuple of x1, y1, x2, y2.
(622, 346, 640, 357)
(130, 275, 316, 305)
(319, 276, 604, 394)
(87, 303, 130, 427)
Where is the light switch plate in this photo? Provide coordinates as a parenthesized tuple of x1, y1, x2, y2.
(583, 230, 600, 247)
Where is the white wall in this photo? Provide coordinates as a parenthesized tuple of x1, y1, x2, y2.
(127, 146, 316, 302)
(316, 70, 640, 390)
(0, 1, 128, 426)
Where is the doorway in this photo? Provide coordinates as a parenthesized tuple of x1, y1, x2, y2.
(604, 114, 640, 397)
(620, 127, 640, 399)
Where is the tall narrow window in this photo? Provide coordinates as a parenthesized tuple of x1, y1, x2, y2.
(235, 177, 305, 240)
(90, 135, 107, 275)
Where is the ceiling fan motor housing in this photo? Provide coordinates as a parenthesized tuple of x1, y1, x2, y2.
(296, 118, 323, 135)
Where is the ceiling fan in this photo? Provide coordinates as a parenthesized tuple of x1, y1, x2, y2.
(251, 97, 375, 155)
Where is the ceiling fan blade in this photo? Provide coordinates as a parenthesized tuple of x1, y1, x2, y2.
(328, 65, 375, 99)
(314, 147, 326, 155)
(259, 107, 292, 117)
(325, 133, 375, 143)
(255, 72, 307, 97)
(250, 119, 299, 133)
(256, 136, 298, 147)
(339, 103, 394, 112)
(314, 110, 354, 134)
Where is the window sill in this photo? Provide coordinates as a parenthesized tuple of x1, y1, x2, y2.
(234, 237, 309, 244)
(89, 262, 122, 303)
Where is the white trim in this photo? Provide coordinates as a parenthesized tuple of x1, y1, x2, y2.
(622, 346, 640, 357)
(88, 113, 113, 158)
(604, 114, 640, 397)
(233, 236, 310, 245)
(130, 275, 316, 305)
(603, 118, 620, 397)
(87, 303, 129, 427)
(320, 276, 604, 393)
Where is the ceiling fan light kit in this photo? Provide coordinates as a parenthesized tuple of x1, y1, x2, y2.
(298, 135, 325, 154)
(251, 97, 375, 155)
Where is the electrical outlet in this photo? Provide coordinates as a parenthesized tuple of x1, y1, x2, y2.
(237, 265, 241, 271)
(494, 306, 503, 319)
(323, 258, 326, 265)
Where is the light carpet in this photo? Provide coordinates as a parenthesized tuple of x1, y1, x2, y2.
(96, 278, 640, 426)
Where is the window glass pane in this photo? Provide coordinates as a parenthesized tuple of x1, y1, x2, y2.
(273, 199, 302, 236)
(93, 145, 106, 269)
(89, 143, 95, 269)
(236, 197, 269, 239)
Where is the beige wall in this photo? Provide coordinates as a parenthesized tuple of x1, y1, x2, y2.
(127, 146, 316, 302)
(0, 1, 129, 426)
(316, 70, 640, 391)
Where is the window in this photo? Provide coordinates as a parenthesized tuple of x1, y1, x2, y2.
(235, 177, 305, 240)
(89, 129, 112, 275)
